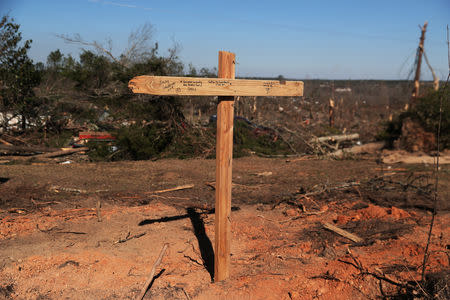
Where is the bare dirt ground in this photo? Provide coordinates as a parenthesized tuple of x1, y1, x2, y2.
(0, 157, 449, 299)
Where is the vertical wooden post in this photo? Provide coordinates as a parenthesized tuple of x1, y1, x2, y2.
(215, 51, 235, 282)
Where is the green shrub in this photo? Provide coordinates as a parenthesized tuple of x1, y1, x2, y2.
(87, 118, 295, 161)
(114, 123, 175, 160)
(44, 130, 74, 148)
(233, 120, 291, 157)
(86, 141, 115, 161)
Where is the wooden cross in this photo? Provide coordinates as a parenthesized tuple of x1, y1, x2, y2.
(129, 51, 304, 282)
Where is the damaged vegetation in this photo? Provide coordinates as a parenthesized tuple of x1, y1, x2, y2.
(379, 87, 450, 152)
(0, 15, 298, 162)
(2, 14, 448, 163)
(271, 167, 448, 299)
(1, 14, 449, 300)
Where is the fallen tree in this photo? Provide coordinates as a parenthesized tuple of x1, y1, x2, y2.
(328, 142, 384, 158)
(309, 133, 359, 144)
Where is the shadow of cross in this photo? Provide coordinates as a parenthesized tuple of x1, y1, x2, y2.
(129, 51, 304, 282)
(138, 206, 241, 281)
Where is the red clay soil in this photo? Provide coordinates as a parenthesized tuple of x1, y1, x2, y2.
(0, 157, 449, 299)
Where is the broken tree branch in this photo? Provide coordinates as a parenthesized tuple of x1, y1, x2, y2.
(338, 248, 416, 292)
(57, 33, 123, 66)
(36, 224, 59, 232)
(55, 231, 87, 235)
(422, 49, 439, 91)
(0, 138, 12, 146)
(0, 144, 60, 153)
(31, 199, 61, 206)
(299, 181, 360, 198)
(205, 181, 264, 190)
(50, 186, 87, 194)
(272, 128, 299, 155)
(136, 243, 169, 300)
(146, 184, 194, 195)
(182, 288, 191, 300)
(281, 126, 319, 154)
(113, 232, 146, 245)
(272, 181, 360, 210)
(32, 147, 89, 159)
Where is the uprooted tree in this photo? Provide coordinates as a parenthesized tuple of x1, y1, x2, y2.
(379, 86, 450, 152)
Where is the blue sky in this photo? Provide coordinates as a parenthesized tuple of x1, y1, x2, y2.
(1, 0, 449, 80)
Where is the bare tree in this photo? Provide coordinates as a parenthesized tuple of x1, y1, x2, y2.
(57, 22, 157, 68)
(164, 39, 183, 75)
(56, 33, 123, 65)
(122, 23, 155, 65)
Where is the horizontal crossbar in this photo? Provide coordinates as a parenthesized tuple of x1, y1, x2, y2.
(129, 75, 303, 97)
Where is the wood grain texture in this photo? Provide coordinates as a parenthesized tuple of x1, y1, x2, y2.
(214, 51, 235, 282)
(323, 222, 363, 243)
(128, 75, 303, 97)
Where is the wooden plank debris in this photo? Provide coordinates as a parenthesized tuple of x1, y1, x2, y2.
(129, 75, 304, 97)
(323, 222, 363, 243)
